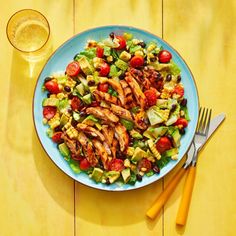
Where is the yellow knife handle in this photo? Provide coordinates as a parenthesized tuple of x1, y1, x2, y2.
(176, 165, 196, 226)
(146, 167, 186, 220)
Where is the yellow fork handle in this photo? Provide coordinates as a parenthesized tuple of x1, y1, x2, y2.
(176, 165, 196, 226)
(146, 167, 186, 220)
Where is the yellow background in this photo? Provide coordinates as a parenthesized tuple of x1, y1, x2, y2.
(0, 0, 235, 235)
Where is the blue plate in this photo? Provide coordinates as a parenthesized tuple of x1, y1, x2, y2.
(33, 25, 199, 191)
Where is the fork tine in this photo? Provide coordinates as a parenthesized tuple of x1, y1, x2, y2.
(205, 109, 212, 136)
(196, 107, 202, 133)
(197, 107, 205, 133)
(202, 108, 209, 134)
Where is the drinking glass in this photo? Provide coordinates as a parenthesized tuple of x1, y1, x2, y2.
(6, 9, 51, 61)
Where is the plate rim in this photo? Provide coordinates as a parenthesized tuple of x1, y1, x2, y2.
(32, 25, 199, 191)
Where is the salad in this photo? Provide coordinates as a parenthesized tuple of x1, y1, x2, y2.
(41, 32, 190, 185)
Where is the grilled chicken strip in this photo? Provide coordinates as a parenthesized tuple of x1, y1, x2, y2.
(92, 139, 109, 170)
(107, 79, 125, 106)
(77, 132, 98, 166)
(93, 90, 118, 105)
(101, 125, 115, 147)
(86, 107, 119, 123)
(77, 123, 105, 142)
(133, 110, 148, 130)
(114, 123, 129, 152)
(110, 104, 133, 121)
(125, 73, 147, 109)
(111, 138, 118, 159)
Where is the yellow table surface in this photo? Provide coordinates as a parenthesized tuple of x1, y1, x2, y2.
(0, 1, 235, 235)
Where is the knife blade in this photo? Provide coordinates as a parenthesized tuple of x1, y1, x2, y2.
(184, 113, 226, 168)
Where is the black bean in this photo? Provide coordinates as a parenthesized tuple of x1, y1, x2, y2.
(177, 75, 182, 83)
(143, 61, 148, 66)
(153, 165, 160, 174)
(54, 126, 61, 132)
(166, 74, 172, 82)
(64, 86, 71, 92)
(150, 57, 157, 62)
(179, 128, 186, 135)
(138, 41, 146, 48)
(105, 178, 110, 185)
(68, 94, 74, 99)
(79, 111, 86, 117)
(88, 80, 95, 86)
(181, 98, 187, 107)
(119, 73, 125, 80)
(67, 108, 73, 114)
(157, 72, 162, 78)
(136, 174, 143, 182)
(47, 93, 51, 98)
(170, 104, 177, 113)
(71, 119, 78, 127)
(109, 32, 115, 39)
(116, 151, 123, 159)
(44, 77, 52, 83)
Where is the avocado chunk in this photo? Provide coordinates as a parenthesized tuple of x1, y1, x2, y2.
(91, 168, 104, 182)
(42, 97, 59, 107)
(58, 143, 70, 157)
(115, 59, 128, 71)
(131, 147, 148, 162)
(172, 129, 181, 147)
(151, 127, 168, 138)
(60, 113, 69, 127)
(82, 93, 92, 105)
(78, 57, 94, 75)
(109, 64, 119, 77)
(130, 129, 143, 139)
(106, 171, 120, 184)
(146, 107, 163, 125)
(76, 83, 85, 96)
(164, 148, 179, 157)
(121, 168, 131, 183)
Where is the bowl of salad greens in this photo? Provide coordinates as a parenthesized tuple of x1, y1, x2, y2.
(33, 25, 199, 191)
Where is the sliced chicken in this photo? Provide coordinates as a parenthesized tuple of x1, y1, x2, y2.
(107, 79, 125, 106)
(111, 138, 118, 159)
(77, 132, 98, 167)
(102, 125, 115, 147)
(125, 73, 147, 109)
(114, 123, 129, 152)
(92, 139, 109, 170)
(110, 104, 133, 121)
(77, 123, 105, 142)
(86, 107, 119, 123)
(133, 110, 148, 130)
(93, 90, 118, 105)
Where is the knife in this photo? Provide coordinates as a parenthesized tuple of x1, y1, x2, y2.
(146, 113, 226, 220)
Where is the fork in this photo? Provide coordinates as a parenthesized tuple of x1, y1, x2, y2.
(146, 107, 212, 221)
(176, 107, 212, 226)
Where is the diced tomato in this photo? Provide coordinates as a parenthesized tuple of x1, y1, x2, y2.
(97, 83, 109, 93)
(99, 63, 110, 76)
(66, 61, 80, 77)
(52, 131, 63, 143)
(174, 118, 188, 128)
(79, 158, 91, 171)
(115, 35, 126, 50)
(109, 159, 124, 172)
(138, 158, 152, 172)
(158, 50, 172, 63)
(156, 137, 172, 154)
(144, 88, 159, 106)
(173, 85, 184, 97)
(71, 97, 81, 111)
(43, 106, 57, 119)
(44, 80, 60, 94)
(130, 55, 144, 68)
(96, 46, 104, 58)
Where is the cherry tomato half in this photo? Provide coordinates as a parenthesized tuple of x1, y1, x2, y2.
(44, 80, 60, 94)
(130, 56, 144, 68)
(109, 159, 124, 172)
(173, 85, 184, 97)
(158, 50, 172, 63)
(97, 83, 109, 93)
(115, 35, 126, 50)
(144, 88, 159, 106)
(96, 46, 104, 58)
(138, 158, 152, 172)
(79, 158, 91, 171)
(66, 61, 81, 77)
(43, 106, 57, 120)
(52, 131, 63, 143)
(71, 97, 81, 111)
(156, 136, 172, 154)
(174, 118, 188, 128)
(99, 63, 110, 76)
